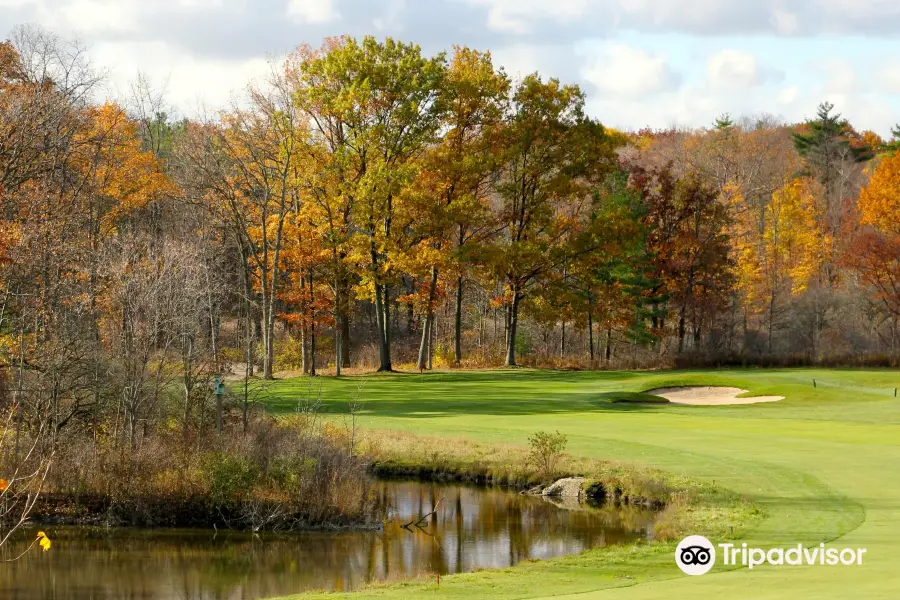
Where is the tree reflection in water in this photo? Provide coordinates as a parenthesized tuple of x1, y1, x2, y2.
(0, 480, 656, 600)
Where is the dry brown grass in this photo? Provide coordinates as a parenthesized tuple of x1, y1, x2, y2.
(38, 415, 378, 530)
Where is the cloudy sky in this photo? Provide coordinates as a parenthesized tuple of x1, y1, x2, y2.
(3, 0, 900, 134)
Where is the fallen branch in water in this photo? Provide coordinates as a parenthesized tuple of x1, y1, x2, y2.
(403, 497, 444, 529)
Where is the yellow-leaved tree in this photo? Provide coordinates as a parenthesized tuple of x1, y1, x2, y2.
(736, 178, 820, 351)
(843, 152, 900, 341)
(859, 151, 900, 234)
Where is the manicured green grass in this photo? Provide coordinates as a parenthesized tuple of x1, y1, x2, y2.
(595, 390, 670, 404)
(263, 368, 900, 599)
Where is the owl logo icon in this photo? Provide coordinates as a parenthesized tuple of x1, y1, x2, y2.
(676, 535, 716, 576)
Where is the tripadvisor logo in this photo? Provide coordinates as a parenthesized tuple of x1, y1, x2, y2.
(676, 535, 716, 576)
(676, 536, 867, 576)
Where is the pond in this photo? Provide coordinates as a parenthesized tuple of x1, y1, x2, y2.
(0, 480, 657, 599)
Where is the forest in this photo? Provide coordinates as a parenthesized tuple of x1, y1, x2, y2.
(3, 24, 900, 533)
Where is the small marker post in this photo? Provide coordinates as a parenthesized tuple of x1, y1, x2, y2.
(813, 379, 816, 389)
(895, 388, 897, 398)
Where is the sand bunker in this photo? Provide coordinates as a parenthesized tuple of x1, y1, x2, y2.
(647, 386, 784, 405)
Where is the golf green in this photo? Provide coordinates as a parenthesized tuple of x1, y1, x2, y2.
(263, 368, 900, 599)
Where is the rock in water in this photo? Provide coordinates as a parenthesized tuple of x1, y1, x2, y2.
(541, 477, 586, 498)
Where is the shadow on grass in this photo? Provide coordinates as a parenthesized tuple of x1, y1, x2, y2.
(259, 370, 681, 419)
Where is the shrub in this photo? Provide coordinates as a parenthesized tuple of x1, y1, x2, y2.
(204, 453, 259, 505)
(274, 336, 305, 371)
(526, 430, 568, 478)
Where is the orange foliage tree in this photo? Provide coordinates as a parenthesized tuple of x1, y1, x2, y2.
(844, 152, 900, 351)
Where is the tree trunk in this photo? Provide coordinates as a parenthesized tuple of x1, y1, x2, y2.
(301, 324, 309, 375)
(182, 337, 193, 445)
(587, 293, 594, 362)
(263, 307, 276, 379)
(561, 320, 566, 357)
(454, 276, 464, 367)
(427, 317, 435, 370)
(308, 272, 317, 376)
(374, 283, 392, 372)
(384, 285, 393, 370)
(334, 274, 342, 377)
(768, 288, 776, 354)
(417, 267, 439, 371)
(298, 272, 307, 375)
(693, 318, 702, 351)
(417, 315, 432, 371)
(605, 326, 612, 362)
(309, 323, 317, 376)
(238, 244, 256, 377)
(182, 383, 191, 445)
(340, 310, 351, 368)
(332, 261, 352, 369)
(242, 374, 250, 434)
(205, 268, 219, 370)
(678, 266, 695, 355)
(504, 291, 521, 367)
(128, 403, 137, 453)
(406, 277, 415, 334)
(245, 305, 255, 380)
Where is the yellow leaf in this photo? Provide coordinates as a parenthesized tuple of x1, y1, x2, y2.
(36, 531, 51, 551)
(0, 478, 8, 491)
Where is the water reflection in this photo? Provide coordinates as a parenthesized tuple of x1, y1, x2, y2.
(0, 480, 656, 599)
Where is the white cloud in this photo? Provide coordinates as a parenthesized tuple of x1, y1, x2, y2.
(777, 86, 799, 105)
(373, 0, 406, 31)
(581, 43, 678, 97)
(5, 0, 143, 34)
(91, 40, 275, 113)
(770, 8, 799, 35)
(286, 0, 340, 24)
(822, 93, 896, 135)
(5, 0, 900, 138)
(60, 0, 141, 33)
(619, 0, 740, 31)
(492, 43, 574, 82)
(465, 0, 591, 33)
(174, 0, 224, 7)
(822, 59, 857, 94)
(877, 61, 900, 94)
(707, 49, 761, 90)
(584, 56, 897, 136)
(815, 0, 900, 20)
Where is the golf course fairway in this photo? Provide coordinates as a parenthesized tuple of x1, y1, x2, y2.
(263, 368, 900, 600)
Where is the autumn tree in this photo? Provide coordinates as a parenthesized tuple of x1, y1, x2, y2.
(186, 67, 304, 380)
(291, 37, 446, 372)
(793, 103, 872, 206)
(793, 102, 872, 283)
(736, 179, 819, 352)
(287, 38, 362, 374)
(844, 151, 900, 352)
(627, 163, 733, 354)
(882, 125, 900, 155)
(279, 207, 334, 376)
(395, 46, 508, 370)
(491, 75, 617, 366)
(566, 170, 650, 361)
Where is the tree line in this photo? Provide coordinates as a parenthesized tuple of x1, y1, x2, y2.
(4, 24, 900, 463)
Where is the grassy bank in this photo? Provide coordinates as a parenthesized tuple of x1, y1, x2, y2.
(257, 368, 899, 599)
(365, 429, 754, 524)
